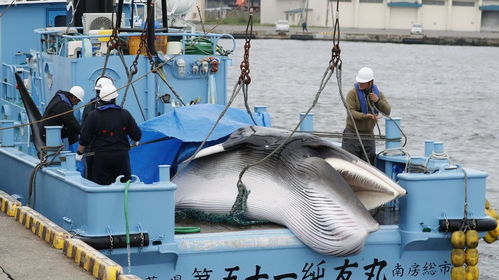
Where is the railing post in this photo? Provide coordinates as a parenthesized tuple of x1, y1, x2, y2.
(385, 117, 401, 150)
(424, 140, 434, 157)
(45, 126, 62, 147)
(433, 142, 444, 154)
(299, 113, 314, 132)
(159, 165, 171, 182)
(65, 153, 77, 171)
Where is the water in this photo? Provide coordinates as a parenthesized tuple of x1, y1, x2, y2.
(224, 39, 499, 279)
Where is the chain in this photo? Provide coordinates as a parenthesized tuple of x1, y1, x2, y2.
(238, 6, 254, 85)
(101, 12, 122, 78)
(107, 227, 114, 253)
(131, 31, 147, 76)
(329, 0, 341, 70)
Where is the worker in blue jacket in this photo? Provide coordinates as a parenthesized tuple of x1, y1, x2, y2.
(76, 84, 141, 185)
(42, 86, 85, 145)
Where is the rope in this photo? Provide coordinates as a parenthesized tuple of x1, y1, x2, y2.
(28, 145, 63, 208)
(156, 67, 186, 106)
(423, 151, 450, 171)
(124, 179, 132, 274)
(117, 49, 146, 120)
(171, 80, 245, 181)
(196, 5, 206, 34)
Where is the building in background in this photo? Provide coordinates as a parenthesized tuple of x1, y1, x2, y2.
(261, 0, 499, 32)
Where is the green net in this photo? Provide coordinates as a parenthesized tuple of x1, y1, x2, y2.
(175, 182, 268, 226)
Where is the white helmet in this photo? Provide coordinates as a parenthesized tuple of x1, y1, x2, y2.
(94, 77, 114, 91)
(355, 67, 374, 83)
(69, 86, 85, 101)
(99, 84, 118, 102)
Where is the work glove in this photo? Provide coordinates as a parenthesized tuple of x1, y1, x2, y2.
(75, 152, 83, 161)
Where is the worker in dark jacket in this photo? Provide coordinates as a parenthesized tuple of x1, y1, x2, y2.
(76, 84, 141, 185)
(82, 76, 113, 123)
(81, 76, 114, 180)
(42, 86, 85, 144)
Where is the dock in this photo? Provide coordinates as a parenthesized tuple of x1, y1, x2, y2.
(199, 24, 499, 47)
(0, 210, 95, 280)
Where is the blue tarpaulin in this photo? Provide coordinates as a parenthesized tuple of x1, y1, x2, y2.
(130, 104, 271, 183)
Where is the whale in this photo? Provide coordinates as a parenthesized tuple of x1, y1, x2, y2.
(173, 126, 406, 256)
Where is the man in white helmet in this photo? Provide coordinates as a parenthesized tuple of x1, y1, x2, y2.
(82, 76, 113, 123)
(77, 84, 141, 185)
(80, 76, 114, 179)
(341, 67, 391, 165)
(42, 86, 85, 145)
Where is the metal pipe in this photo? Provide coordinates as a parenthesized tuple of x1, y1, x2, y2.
(74, 233, 149, 250)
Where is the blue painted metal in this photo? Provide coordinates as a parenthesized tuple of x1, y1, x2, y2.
(0, 2, 495, 280)
(254, 105, 267, 113)
(0, 120, 15, 146)
(45, 125, 62, 147)
(424, 140, 434, 157)
(385, 117, 401, 150)
(299, 113, 314, 132)
(433, 141, 444, 153)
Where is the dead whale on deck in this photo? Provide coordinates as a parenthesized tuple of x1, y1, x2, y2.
(174, 126, 406, 256)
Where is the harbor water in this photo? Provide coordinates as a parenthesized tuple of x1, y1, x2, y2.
(225, 39, 499, 279)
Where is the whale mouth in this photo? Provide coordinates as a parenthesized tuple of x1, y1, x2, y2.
(325, 157, 406, 210)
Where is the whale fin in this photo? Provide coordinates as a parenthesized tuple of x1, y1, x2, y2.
(15, 72, 45, 154)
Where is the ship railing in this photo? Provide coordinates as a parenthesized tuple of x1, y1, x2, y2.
(34, 27, 236, 59)
(0, 64, 30, 105)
